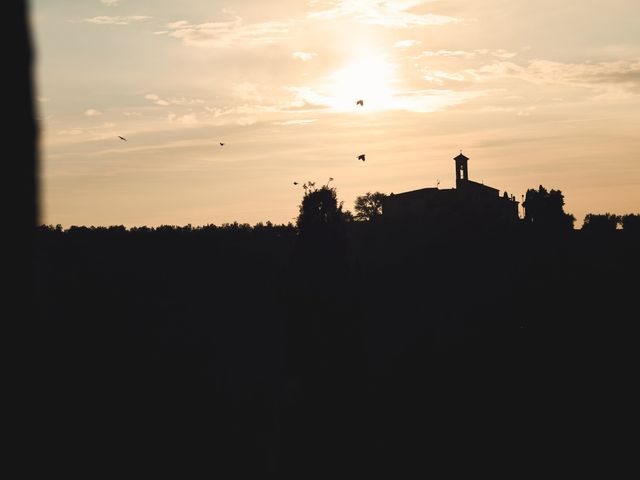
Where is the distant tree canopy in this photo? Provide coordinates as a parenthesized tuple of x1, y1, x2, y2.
(522, 185, 575, 232)
(36, 222, 297, 239)
(582, 213, 621, 234)
(621, 214, 640, 234)
(354, 192, 387, 222)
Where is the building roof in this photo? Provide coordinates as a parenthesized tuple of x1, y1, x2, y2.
(388, 187, 453, 198)
(454, 152, 469, 161)
(462, 180, 499, 196)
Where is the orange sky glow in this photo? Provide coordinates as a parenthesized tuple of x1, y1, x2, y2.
(33, 0, 640, 227)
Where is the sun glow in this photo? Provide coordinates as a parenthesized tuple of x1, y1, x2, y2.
(327, 56, 397, 111)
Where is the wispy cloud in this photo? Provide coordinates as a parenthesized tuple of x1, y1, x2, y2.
(56, 122, 118, 142)
(423, 70, 465, 85)
(381, 89, 486, 113)
(84, 109, 103, 116)
(157, 17, 291, 48)
(232, 82, 264, 102)
(166, 113, 199, 125)
(145, 94, 169, 106)
(84, 15, 150, 25)
(418, 49, 517, 59)
(284, 86, 332, 109)
(281, 100, 331, 111)
(467, 59, 640, 93)
(100, 0, 120, 6)
(292, 51, 317, 61)
(273, 119, 318, 125)
(394, 39, 422, 49)
(478, 49, 517, 59)
(308, 0, 457, 28)
(144, 94, 204, 106)
(285, 84, 484, 113)
(419, 49, 475, 59)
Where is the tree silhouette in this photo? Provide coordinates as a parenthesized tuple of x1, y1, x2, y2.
(523, 185, 575, 232)
(293, 183, 349, 271)
(621, 214, 640, 235)
(297, 183, 347, 238)
(354, 192, 387, 222)
(582, 213, 620, 235)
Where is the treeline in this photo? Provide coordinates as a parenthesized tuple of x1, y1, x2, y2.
(582, 212, 640, 234)
(37, 220, 296, 237)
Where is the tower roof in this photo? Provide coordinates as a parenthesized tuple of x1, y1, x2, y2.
(454, 152, 469, 161)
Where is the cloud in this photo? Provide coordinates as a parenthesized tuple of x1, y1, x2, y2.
(308, 0, 457, 28)
(84, 15, 150, 25)
(467, 59, 640, 93)
(57, 122, 118, 139)
(394, 39, 422, 49)
(423, 70, 465, 85)
(100, 0, 120, 6)
(236, 117, 257, 126)
(477, 49, 517, 59)
(145, 93, 169, 106)
(292, 51, 317, 61)
(84, 109, 103, 116)
(273, 119, 318, 125)
(158, 17, 291, 48)
(419, 50, 476, 59)
(232, 82, 264, 102)
(144, 94, 203, 106)
(418, 49, 517, 59)
(281, 101, 331, 111)
(390, 89, 487, 113)
(166, 113, 199, 125)
(285, 83, 484, 113)
(481, 106, 516, 113)
(58, 128, 84, 136)
(205, 104, 277, 117)
(284, 86, 333, 109)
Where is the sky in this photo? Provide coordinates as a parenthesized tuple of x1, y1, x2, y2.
(33, 0, 640, 227)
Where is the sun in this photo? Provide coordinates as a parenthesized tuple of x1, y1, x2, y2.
(327, 55, 397, 111)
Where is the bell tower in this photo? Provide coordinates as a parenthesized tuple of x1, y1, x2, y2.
(454, 151, 469, 188)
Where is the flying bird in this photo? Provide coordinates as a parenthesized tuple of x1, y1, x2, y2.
(220, 142, 225, 146)
(293, 181, 298, 185)
(357, 154, 365, 162)
(118, 136, 127, 142)
(356, 99, 364, 106)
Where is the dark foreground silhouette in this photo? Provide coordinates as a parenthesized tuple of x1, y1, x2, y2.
(15, 1, 636, 473)
(35, 218, 638, 476)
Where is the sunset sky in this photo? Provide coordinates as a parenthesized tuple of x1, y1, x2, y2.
(33, 0, 640, 227)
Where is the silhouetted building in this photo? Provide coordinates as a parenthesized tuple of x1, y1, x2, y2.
(382, 152, 519, 224)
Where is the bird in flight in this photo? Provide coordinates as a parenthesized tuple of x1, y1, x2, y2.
(293, 181, 299, 185)
(220, 142, 225, 146)
(118, 136, 127, 142)
(356, 99, 364, 106)
(358, 154, 366, 162)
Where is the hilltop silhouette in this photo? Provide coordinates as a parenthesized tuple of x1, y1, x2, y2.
(33, 155, 638, 475)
